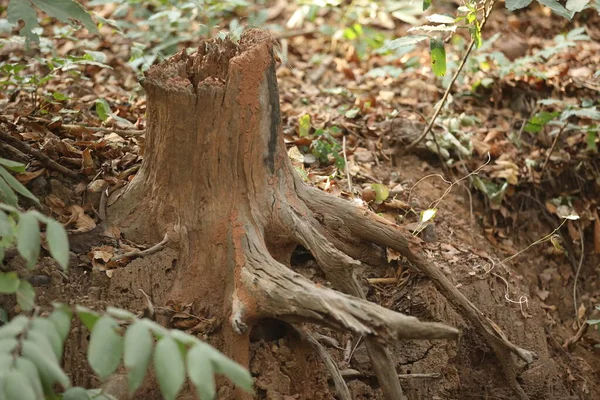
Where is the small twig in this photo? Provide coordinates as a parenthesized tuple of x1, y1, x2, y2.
(0, 131, 80, 179)
(272, 28, 318, 40)
(407, 0, 497, 149)
(299, 328, 352, 400)
(61, 124, 145, 137)
(111, 233, 169, 261)
(346, 335, 363, 363)
(139, 289, 155, 320)
(572, 224, 585, 327)
(501, 218, 569, 265)
(154, 306, 210, 322)
(342, 135, 352, 194)
(398, 373, 441, 379)
(366, 277, 398, 285)
(562, 321, 589, 351)
(540, 121, 569, 177)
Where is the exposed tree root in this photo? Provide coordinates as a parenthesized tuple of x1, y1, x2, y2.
(231, 225, 458, 342)
(298, 328, 353, 400)
(296, 181, 535, 399)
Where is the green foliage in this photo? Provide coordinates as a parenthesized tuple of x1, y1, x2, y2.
(7, 0, 98, 44)
(0, 303, 254, 400)
(371, 184, 389, 205)
(311, 127, 345, 170)
(296, 115, 346, 170)
(429, 38, 446, 77)
(0, 54, 111, 113)
(524, 100, 600, 152)
(588, 305, 600, 328)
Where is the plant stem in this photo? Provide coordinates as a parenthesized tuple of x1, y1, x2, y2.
(407, 0, 497, 149)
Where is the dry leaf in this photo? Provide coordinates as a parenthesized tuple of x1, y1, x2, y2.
(16, 168, 45, 184)
(68, 205, 96, 231)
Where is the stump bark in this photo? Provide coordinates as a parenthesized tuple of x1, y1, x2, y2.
(108, 30, 532, 399)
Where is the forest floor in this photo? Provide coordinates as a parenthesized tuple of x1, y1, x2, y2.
(1, 1, 599, 399)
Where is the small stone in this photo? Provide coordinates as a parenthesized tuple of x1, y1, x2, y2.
(422, 223, 437, 243)
(29, 176, 49, 197)
(390, 183, 404, 195)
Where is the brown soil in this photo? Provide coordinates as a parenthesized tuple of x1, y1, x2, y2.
(5, 151, 597, 399)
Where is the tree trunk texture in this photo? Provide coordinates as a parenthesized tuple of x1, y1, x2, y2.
(108, 30, 533, 400)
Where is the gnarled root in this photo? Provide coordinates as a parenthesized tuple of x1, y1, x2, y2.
(296, 181, 535, 399)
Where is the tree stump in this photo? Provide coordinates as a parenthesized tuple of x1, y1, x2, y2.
(108, 29, 532, 399)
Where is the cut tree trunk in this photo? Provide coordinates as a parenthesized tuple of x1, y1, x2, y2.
(108, 30, 532, 399)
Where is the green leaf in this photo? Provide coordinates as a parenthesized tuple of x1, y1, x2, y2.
(139, 318, 170, 339)
(0, 158, 26, 173)
(16, 282, 35, 312)
(31, 318, 63, 359)
(209, 349, 253, 394)
(371, 184, 389, 205)
(587, 319, 600, 325)
(0, 316, 28, 339)
(586, 130, 597, 152)
(0, 210, 12, 237)
(298, 114, 311, 137)
(426, 14, 455, 24)
(124, 322, 153, 396)
(0, 176, 18, 207)
(423, 0, 432, 11)
(76, 306, 101, 331)
(566, 0, 590, 12)
(30, 0, 98, 34)
(106, 307, 136, 321)
(505, 0, 533, 10)
(187, 344, 216, 400)
(17, 212, 41, 269)
(561, 108, 600, 121)
(63, 387, 92, 400)
(0, 308, 8, 324)
(2, 369, 37, 400)
(0, 166, 39, 204)
(87, 316, 124, 381)
(45, 219, 69, 271)
(14, 357, 44, 399)
(537, 0, 573, 18)
(95, 99, 111, 122)
(525, 111, 559, 133)
(52, 92, 68, 101)
(0, 272, 20, 294)
(430, 38, 446, 77)
(154, 336, 185, 400)
(22, 338, 71, 389)
(7, 0, 40, 44)
(49, 305, 72, 342)
(0, 338, 18, 354)
(382, 35, 429, 51)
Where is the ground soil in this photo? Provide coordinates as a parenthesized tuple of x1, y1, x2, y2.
(1, 3, 599, 400)
(4, 151, 597, 399)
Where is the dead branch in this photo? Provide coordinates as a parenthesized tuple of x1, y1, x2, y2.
(0, 131, 80, 179)
(111, 233, 169, 261)
(61, 124, 145, 137)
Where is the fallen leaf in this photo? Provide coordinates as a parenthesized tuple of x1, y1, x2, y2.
(16, 168, 46, 184)
(68, 205, 96, 231)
